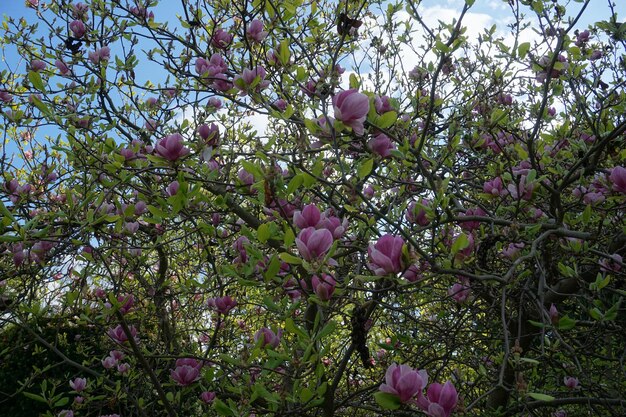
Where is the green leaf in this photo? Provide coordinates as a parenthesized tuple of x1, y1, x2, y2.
(279, 39, 291, 65)
(518, 42, 531, 59)
(358, 159, 374, 179)
(451, 233, 469, 255)
(0, 200, 15, 222)
(257, 223, 270, 243)
(213, 398, 236, 416)
(299, 386, 314, 403)
(54, 397, 69, 407)
(287, 174, 303, 194)
(28, 71, 45, 91)
(315, 320, 337, 341)
(528, 320, 545, 328)
(557, 315, 577, 330)
(374, 392, 401, 410)
(349, 73, 360, 89)
(279, 252, 302, 264)
(285, 317, 309, 340)
(22, 392, 47, 403)
(377, 111, 397, 129)
(589, 307, 603, 320)
(528, 393, 555, 402)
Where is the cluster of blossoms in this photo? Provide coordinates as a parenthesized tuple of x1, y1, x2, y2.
(101, 350, 130, 373)
(379, 363, 458, 417)
(294, 204, 347, 263)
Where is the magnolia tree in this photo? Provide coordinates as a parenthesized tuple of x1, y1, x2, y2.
(0, 0, 625, 416)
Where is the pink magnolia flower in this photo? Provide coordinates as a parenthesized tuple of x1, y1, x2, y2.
(333, 89, 370, 136)
(507, 175, 535, 201)
(374, 95, 393, 114)
(575, 30, 590, 46)
(295, 227, 333, 261)
(70, 20, 86, 38)
(599, 253, 622, 273)
(117, 294, 134, 314)
(107, 324, 138, 344)
(117, 363, 130, 373)
(235, 66, 270, 94)
(55, 59, 71, 75)
(293, 204, 321, 229)
(207, 295, 237, 315)
(459, 207, 486, 231)
(31, 60, 46, 72)
(0, 90, 13, 103)
(69, 377, 87, 392)
(246, 19, 268, 43)
(88, 46, 110, 64)
(254, 327, 281, 349)
(311, 273, 336, 301)
(197, 123, 220, 146)
(58, 411, 73, 417)
(483, 177, 504, 196)
(200, 391, 216, 404)
(368, 235, 405, 276)
(418, 381, 458, 417)
(317, 214, 348, 239)
(72, 2, 89, 19)
(609, 166, 626, 193)
(406, 200, 430, 226)
(448, 278, 471, 303)
(379, 363, 428, 403)
(549, 303, 559, 324)
(211, 28, 232, 49)
(155, 133, 190, 161)
(171, 364, 200, 386)
(273, 99, 287, 111)
(501, 242, 525, 259)
(564, 376, 579, 389)
(368, 134, 395, 158)
(166, 181, 179, 197)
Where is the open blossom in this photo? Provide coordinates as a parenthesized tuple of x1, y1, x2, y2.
(293, 204, 321, 229)
(0, 90, 13, 103)
(368, 235, 405, 276)
(483, 177, 504, 196)
(333, 89, 369, 136)
(448, 278, 471, 303)
(70, 20, 86, 38)
(207, 295, 237, 315)
(211, 28, 232, 49)
(107, 324, 138, 344)
(295, 227, 333, 261)
(171, 363, 201, 386)
(368, 134, 395, 158)
(379, 363, 428, 403)
(88, 46, 110, 64)
(418, 381, 458, 417)
(246, 19, 268, 43)
(318, 214, 348, 239)
(235, 66, 270, 94)
(254, 327, 281, 348)
(311, 273, 336, 301)
(69, 377, 87, 392)
(155, 133, 190, 161)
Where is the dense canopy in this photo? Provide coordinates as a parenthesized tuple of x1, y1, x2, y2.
(0, 0, 625, 416)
